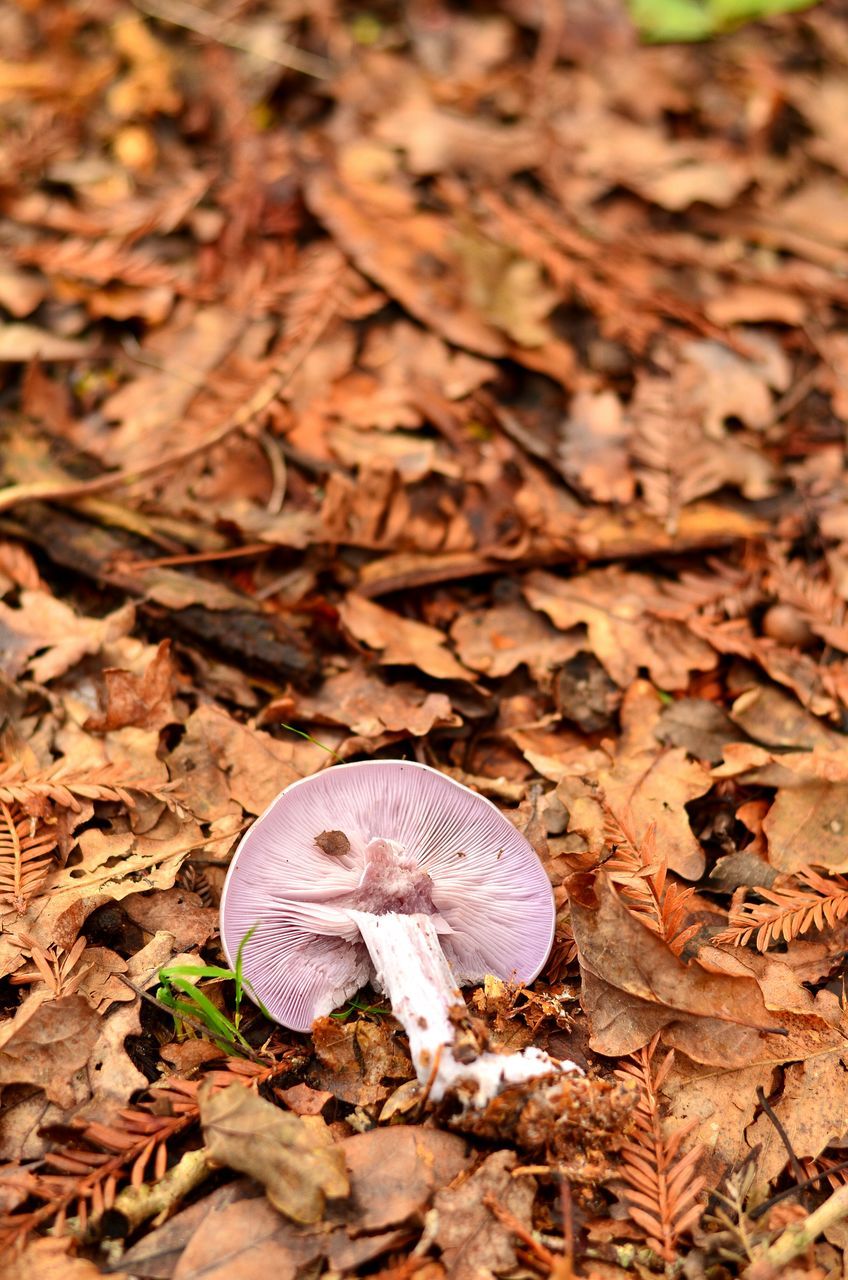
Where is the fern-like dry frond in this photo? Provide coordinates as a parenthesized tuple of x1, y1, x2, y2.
(713, 868, 848, 950)
(615, 1035, 706, 1262)
(0, 801, 57, 913)
(604, 810, 699, 955)
(0, 761, 175, 815)
(767, 551, 848, 654)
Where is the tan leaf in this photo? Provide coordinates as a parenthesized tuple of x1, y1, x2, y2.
(433, 1149, 534, 1280)
(451, 598, 583, 683)
(746, 1050, 848, 1190)
(339, 593, 474, 681)
(311, 1015, 413, 1106)
(524, 569, 716, 691)
(84, 639, 178, 733)
(200, 1083, 349, 1224)
(568, 871, 841, 1069)
(0, 993, 100, 1107)
(0, 591, 135, 683)
(563, 682, 711, 879)
(282, 665, 460, 740)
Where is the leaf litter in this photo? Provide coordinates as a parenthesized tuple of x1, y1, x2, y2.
(2, 0, 848, 1276)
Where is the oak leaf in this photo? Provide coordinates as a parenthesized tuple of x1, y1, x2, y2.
(339, 593, 474, 682)
(0, 591, 135, 683)
(524, 568, 716, 691)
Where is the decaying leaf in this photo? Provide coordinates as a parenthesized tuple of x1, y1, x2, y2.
(0, 591, 135, 683)
(433, 1150, 535, 1280)
(199, 1083, 349, 1224)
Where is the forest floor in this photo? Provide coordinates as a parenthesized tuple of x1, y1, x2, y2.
(3, 1, 848, 1276)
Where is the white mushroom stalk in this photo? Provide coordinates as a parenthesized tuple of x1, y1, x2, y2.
(221, 761, 583, 1110)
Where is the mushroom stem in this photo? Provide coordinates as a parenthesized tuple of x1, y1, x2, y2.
(347, 909, 578, 1107)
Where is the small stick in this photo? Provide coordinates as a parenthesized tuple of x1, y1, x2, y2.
(756, 1086, 806, 1186)
(744, 1182, 848, 1279)
(483, 1192, 561, 1273)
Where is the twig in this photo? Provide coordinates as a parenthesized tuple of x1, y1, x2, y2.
(755, 1085, 806, 1186)
(73, 1147, 212, 1243)
(483, 1192, 562, 1274)
(130, 0, 333, 79)
(0, 256, 343, 516)
(744, 1183, 848, 1279)
(750, 1156, 848, 1220)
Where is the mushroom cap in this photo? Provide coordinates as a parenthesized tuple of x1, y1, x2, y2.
(220, 760, 556, 1031)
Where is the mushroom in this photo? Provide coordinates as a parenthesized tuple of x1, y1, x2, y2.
(221, 761, 580, 1107)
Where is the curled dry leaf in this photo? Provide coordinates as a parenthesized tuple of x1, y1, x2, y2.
(524, 569, 716, 691)
(84, 639, 178, 733)
(567, 871, 842, 1068)
(199, 1082, 349, 1224)
(278, 664, 460, 741)
(563, 681, 711, 879)
(339, 592, 475, 681)
(0, 591, 135, 684)
(0, 994, 100, 1108)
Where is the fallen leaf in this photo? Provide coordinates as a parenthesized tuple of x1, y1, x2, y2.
(200, 1083, 349, 1224)
(568, 871, 841, 1068)
(564, 682, 711, 879)
(451, 598, 583, 683)
(339, 593, 474, 681)
(280, 664, 460, 740)
(84, 639, 178, 733)
(0, 994, 99, 1108)
(306, 157, 508, 357)
(524, 569, 717, 691)
(433, 1149, 534, 1280)
(745, 1049, 848, 1189)
(5, 1236, 123, 1280)
(0, 324, 94, 361)
(169, 702, 300, 821)
(311, 1016, 413, 1106)
(0, 591, 135, 683)
(558, 389, 635, 504)
(342, 1126, 472, 1231)
(375, 89, 544, 178)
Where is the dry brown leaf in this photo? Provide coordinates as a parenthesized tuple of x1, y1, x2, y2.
(339, 593, 474, 682)
(99, 305, 245, 467)
(563, 682, 711, 879)
(524, 569, 716, 691)
(200, 1083, 349, 1224)
(311, 1015, 413, 1105)
(746, 1049, 848, 1190)
(84, 638, 178, 733)
(0, 994, 99, 1107)
(433, 1149, 534, 1280)
(5, 1236, 123, 1280)
(568, 871, 832, 1064)
(0, 324, 94, 361)
(451, 598, 583, 683)
(342, 1126, 472, 1231)
(558, 389, 635, 504)
(169, 702, 300, 821)
(664, 1057, 774, 1187)
(281, 664, 460, 740)
(375, 89, 543, 178)
(0, 591, 135, 683)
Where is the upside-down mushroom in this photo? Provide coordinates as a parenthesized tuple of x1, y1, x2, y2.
(221, 761, 580, 1106)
